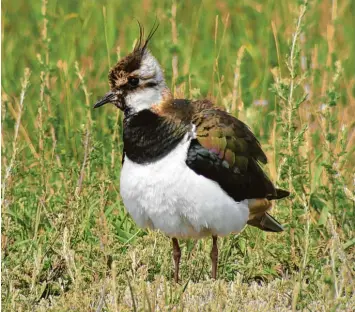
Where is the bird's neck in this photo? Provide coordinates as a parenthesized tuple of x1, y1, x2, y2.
(123, 108, 189, 164)
(125, 86, 173, 115)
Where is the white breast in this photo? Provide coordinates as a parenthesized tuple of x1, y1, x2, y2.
(120, 134, 250, 238)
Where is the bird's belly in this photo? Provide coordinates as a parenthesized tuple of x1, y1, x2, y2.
(120, 139, 249, 238)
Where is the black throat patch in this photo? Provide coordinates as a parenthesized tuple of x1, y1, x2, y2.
(123, 109, 189, 164)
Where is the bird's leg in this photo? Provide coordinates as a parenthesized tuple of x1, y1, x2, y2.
(210, 235, 218, 279)
(172, 238, 181, 283)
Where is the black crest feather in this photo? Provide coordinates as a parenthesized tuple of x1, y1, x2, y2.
(134, 19, 159, 55)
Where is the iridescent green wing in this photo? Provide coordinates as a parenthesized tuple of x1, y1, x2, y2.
(186, 108, 276, 201)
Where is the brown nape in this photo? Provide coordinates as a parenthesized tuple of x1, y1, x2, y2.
(152, 98, 217, 125)
(152, 98, 192, 124)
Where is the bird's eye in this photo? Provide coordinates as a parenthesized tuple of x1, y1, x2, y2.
(128, 77, 139, 87)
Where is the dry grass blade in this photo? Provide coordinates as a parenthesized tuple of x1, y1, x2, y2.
(2, 68, 31, 204)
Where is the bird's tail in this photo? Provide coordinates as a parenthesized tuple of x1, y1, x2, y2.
(247, 212, 284, 232)
(247, 188, 289, 232)
(266, 188, 290, 200)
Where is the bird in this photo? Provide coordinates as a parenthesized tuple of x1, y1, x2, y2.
(94, 23, 289, 283)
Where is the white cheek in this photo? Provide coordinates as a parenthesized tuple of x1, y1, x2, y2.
(139, 59, 164, 82)
(126, 51, 167, 112)
(131, 51, 165, 84)
(126, 88, 162, 112)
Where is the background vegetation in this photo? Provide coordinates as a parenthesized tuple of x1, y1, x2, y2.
(2, 0, 354, 311)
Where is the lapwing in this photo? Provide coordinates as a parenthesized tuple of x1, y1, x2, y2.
(94, 23, 289, 282)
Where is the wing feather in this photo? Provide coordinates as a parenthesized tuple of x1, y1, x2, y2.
(186, 106, 276, 201)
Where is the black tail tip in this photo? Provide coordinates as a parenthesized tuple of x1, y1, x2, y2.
(247, 213, 284, 232)
(267, 188, 290, 200)
(261, 213, 284, 232)
(276, 188, 290, 199)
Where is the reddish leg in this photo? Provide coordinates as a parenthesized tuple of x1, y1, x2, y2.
(210, 235, 218, 279)
(172, 238, 181, 283)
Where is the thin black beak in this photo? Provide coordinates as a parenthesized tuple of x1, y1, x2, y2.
(94, 91, 116, 108)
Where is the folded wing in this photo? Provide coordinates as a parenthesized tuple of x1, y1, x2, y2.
(185, 102, 289, 232)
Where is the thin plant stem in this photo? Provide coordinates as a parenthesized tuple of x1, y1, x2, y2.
(2, 68, 31, 205)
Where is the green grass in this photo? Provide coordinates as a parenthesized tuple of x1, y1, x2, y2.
(2, 0, 355, 311)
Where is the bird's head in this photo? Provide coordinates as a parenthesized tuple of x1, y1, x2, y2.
(94, 22, 172, 114)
